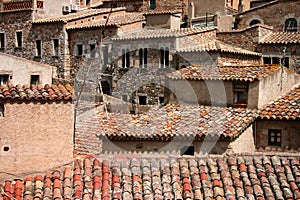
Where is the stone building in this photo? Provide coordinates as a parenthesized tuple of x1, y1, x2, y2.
(0, 83, 74, 179)
(256, 84, 300, 151)
(0, 52, 52, 85)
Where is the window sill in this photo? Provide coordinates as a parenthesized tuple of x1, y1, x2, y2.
(232, 103, 247, 108)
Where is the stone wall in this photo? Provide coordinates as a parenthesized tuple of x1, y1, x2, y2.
(235, 0, 300, 32)
(0, 52, 52, 85)
(229, 125, 255, 153)
(0, 100, 74, 180)
(256, 119, 300, 149)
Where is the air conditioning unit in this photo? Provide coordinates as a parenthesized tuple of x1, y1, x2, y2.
(71, 4, 80, 11)
(62, 5, 71, 13)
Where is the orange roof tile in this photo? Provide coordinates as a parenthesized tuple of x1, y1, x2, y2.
(259, 32, 300, 44)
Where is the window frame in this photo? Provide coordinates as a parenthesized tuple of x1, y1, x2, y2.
(15, 31, 23, 48)
(122, 48, 130, 68)
(160, 47, 169, 68)
(150, 0, 156, 9)
(138, 95, 147, 105)
(0, 32, 5, 49)
(52, 38, 59, 57)
(233, 82, 248, 107)
(268, 129, 282, 146)
(0, 74, 9, 85)
(75, 43, 84, 57)
(0, 103, 4, 117)
(35, 39, 42, 57)
(30, 74, 40, 85)
(284, 18, 298, 32)
(139, 48, 148, 68)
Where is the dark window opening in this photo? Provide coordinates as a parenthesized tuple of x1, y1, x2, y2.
(100, 81, 110, 95)
(103, 45, 109, 66)
(77, 44, 83, 56)
(86, 0, 91, 6)
(249, 19, 261, 26)
(282, 57, 289, 68)
(0, 104, 4, 117)
(181, 146, 194, 156)
(0, 33, 5, 48)
(272, 57, 280, 64)
(90, 44, 96, 58)
(285, 18, 297, 32)
(160, 47, 169, 68)
(268, 129, 282, 146)
(138, 96, 147, 105)
(122, 49, 130, 68)
(30, 75, 40, 85)
(3, 146, 9, 152)
(263, 57, 271, 64)
(36, 40, 42, 57)
(0, 75, 9, 85)
(139, 48, 148, 68)
(16, 31, 22, 47)
(159, 96, 164, 104)
(53, 39, 59, 56)
(150, 0, 156, 9)
(233, 82, 248, 107)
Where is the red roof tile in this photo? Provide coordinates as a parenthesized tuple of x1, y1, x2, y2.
(2, 155, 300, 199)
(260, 32, 300, 44)
(167, 64, 280, 82)
(0, 84, 74, 101)
(259, 84, 300, 120)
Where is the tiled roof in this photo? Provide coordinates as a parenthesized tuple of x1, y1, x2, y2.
(259, 32, 300, 44)
(0, 84, 74, 101)
(167, 64, 280, 82)
(259, 84, 300, 120)
(144, 9, 182, 15)
(2, 155, 300, 199)
(96, 104, 257, 140)
(177, 40, 262, 56)
(112, 27, 216, 40)
(66, 12, 144, 30)
(33, 7, 126, 23)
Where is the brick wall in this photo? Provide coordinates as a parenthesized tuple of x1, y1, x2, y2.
(0, 100, 74, 180)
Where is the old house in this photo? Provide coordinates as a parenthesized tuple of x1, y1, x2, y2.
(0, 83, 74, 179)
(256, 84, 300, 151)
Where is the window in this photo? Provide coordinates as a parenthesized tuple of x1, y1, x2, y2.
(150, 0, 156, 9)
(0, 104, 4, 117)
(233, 82, 248, 107)
(249, 19, 261, 26)
(0, 33, 5, 48)
(138, 95, 147, 105)
(0, 75, 9, 85)
(282, 57, 289, 68)
(181, 146, 194, 156)
(159, 96, 164, 104)
(30, 75, 39, 85)
(160, 47, 169, 68)
(86, 0, 91, 6)
(122, 49, 130, 68)
(35, 40, 42, 57)
(284, 18, 297, 32)
(139, 48, 148, 68)
(76, 44, 83, 56)
(53, 39, 59, 56)
(268, 129, 282, 146)
(263, 57, 271, 64)
(89, 44, 96, 58)
(16, 31, 22, 47)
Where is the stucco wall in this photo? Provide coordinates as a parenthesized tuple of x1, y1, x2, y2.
(229, 125, 255, 153)
(256, 119, 300, 149)
(0, 52, 52, 85)
(0, 100, 74, 180)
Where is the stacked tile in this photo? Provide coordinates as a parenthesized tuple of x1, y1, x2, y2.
(260, 32, 300, 44)
(0, 84, 74, 101)
(2, 156, 300, 199)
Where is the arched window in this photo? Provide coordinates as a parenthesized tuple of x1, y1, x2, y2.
(285, 18, 298, 32)
(249, 19, 261, 26)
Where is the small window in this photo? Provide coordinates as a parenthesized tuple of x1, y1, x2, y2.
(103, 44, 109, 66)
(53, 39, 59, 56)
(233, 82, 248, 107)
(30, 75, 40, 85)
(16, 31, 22, 48)
(181, 146, 194, 156)
(159, 96, 164, 104)
(86, 0, 91, 6)
(272, 57, 280, 64)
(138, 95, 147, 105)
(90, 44, 96, 58)
(0, 33, 5, 48)
(263, 57, 271, 64)
(35, 40, 42, 57)
(76, 44, 83, 56)
(139, 48, 148, 68)
(150, 0, 156, 9)
(268, 129, 282, 146)
(0, 104, 4, 117)
(122, 49, 130, 68)
(0, 75, 9, 85)
(160, 47, 169, 68)
(249, 19, 261, 26)
(285, 18, 297, 32)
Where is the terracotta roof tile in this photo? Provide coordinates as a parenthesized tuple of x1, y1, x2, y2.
(144, 9, 182, 15)
(112, 27, 216, 40)
(259, 84, 300, 120)
(260, 32, 300, 44)
(96, 104, 257, 140)
(177, 40, 262, 56)
(167, 64, 280, 82)
(0, 84, 74, 101)
(33, 7, 126, 23)
(66, 12, 145, 30)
